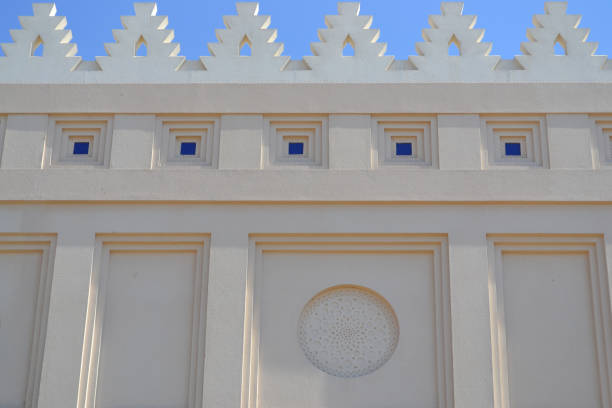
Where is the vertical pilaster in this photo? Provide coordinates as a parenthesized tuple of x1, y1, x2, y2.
(37, 230, 95, 408)
(603, 231, 612, 329)
(1, 115, 47, 169)
(328, 114, 372, 169)
(218, 115, 262, 169)
(438, 114, 482, 170)
(202, 230, 250, 408)
(448, 229, 494, 408)
(547, 114, 594, 169)
(110, 115, 155, 169)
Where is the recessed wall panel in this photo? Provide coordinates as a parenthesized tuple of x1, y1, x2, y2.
(489, 236, 612, 408)
(245, 235, 452, 408)
(0, 236, 55, 408)
(0, 252, 43, 408)
(95, 251, 196, 408)
(503, 253, 600, 407)
(259, 252, 437, 408)
(80, 235, 209, 408)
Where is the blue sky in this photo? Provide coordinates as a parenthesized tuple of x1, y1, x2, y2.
(1, 0, 611, 60)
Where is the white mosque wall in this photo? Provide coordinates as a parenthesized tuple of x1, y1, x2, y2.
(1, 2, 612, 408)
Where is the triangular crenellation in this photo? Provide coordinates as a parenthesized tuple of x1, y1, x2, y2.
(0, 1, 610, 82)
(0, 3, 81, 74)
(202, 2, 290, 73)
(96, 2, 185, 73)
(409, 2, 500, 77)
(515, 1, 606, 75)
(303, 2, 393, 75)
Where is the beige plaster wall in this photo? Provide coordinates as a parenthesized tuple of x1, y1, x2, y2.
(0, 84, 610, 408)
(0, 204, 611, 408)
(0, 252, 45, 407)
(503, 252, 600, 407)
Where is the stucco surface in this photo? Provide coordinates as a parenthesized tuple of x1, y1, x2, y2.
(1, 2, 612, 408)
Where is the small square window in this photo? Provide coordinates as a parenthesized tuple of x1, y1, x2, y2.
(173, 134, 203, 160)
(180, 142, 197, 156)
(288, 142, 304, 155)
(483, 116, 547, 168)
(395, 142, 413, 156)
(47, 116, 112, 167)
(73, 142, 90, 155)
(505, 142, 521, 156)
(266, 116, 326, 168)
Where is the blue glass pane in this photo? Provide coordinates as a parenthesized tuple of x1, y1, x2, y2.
(505, 142, 521, 156)
(288, 142, 304, 155)
(395, 142, 412, 156)
(180, 142, 197, 156)
(73, 142, 90, 155)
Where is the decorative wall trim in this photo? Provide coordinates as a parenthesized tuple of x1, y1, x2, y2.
(243, 234, 453, 408)
(202, 3, 290, 75)
(481, 115, 549, 169)
(0, 234, 57, 408)
(45, 116, 113, 168)
(95, 3, 185, 75)
(78, 234, 210, 408)
(154, 115, 220, 168)
(263, 115, 328, 168)
(592, 116, 612, 167)
(487, 234, 612, 408)
(0, 116, 6, 166)
(371, 115, 438, 168)
(0, 2, 611, 83)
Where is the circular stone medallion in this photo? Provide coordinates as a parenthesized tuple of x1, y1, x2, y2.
(297, 285, 399, 378)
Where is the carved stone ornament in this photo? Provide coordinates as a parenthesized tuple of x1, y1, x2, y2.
(297, 285, 399, 378)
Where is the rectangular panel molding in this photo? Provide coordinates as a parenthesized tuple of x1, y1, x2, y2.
(154, 115, 220, 168)
(45, 116, 113, 168)
(371, 115, 438, 168)
(244, 234, 453, 408)
(487, 235, 612, 408)
(481, 115, 550, 169)
(592, 116, 612, 167)
(78, 234, 210, 408)
(0, 234, 56, 408)
(263, 116, 328, 168)
(0, 116, 6, 166)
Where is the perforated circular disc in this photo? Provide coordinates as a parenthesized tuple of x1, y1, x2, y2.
(297, 285, 399, 378)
